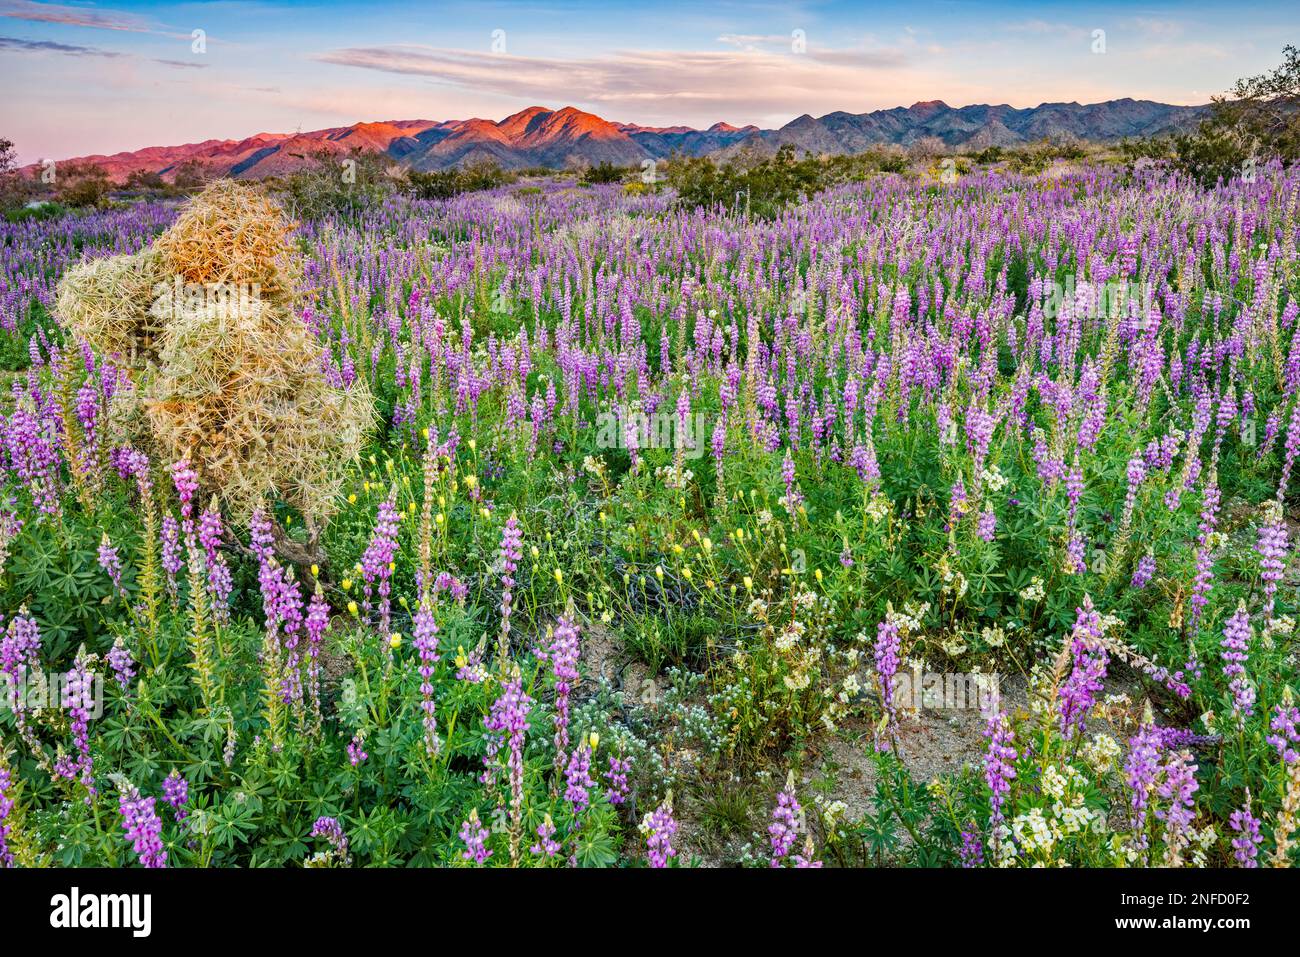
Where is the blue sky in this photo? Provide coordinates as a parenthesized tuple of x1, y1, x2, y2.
(0, 0, 1296, 162)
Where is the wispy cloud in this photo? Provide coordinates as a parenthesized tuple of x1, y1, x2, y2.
(0, 33, 124, 56)
(315, 42, 927, 125)
(152, 57, 207, 69)
(0, 32, 206, 67)
(0, 0, 151, 32)
(0, 0, 205, 42)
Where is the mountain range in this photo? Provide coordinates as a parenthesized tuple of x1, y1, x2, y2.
(34, 99, 1207, 182)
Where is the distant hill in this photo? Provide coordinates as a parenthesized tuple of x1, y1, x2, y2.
(24, 99, 1207, 182)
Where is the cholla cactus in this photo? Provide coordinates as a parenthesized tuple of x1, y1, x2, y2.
(144, 290, 372, 522)
(55, 249, 164, 371)
(55, 180, 373, 525)
(152, 179, 299, 305)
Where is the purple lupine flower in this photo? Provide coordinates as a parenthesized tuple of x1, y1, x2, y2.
(1256, 517, 1289, 620)
(1229, 799, 1262, 868)
(459, 809, 492, 865)
(563, 742, 596, 814)
(959, 828, 984, 868)
(1220, 603, 1255, 722)
(538, 617, 579, 767)
(497, 513, 523, 656)
(1124, 722, 1164, 850)
(530, 814, 560, 858)
(1058, 597, 1107, 739)
(642, 800, 678, 868)
(310, 815, 351, 866)
(1131, 552, 1156, 590)
(1277, 397, 1300, 502)
(305, 586, 329, 722)
(2, 395, 62, 515)
(119, 788, 166, 868)
(768, 781, 801, 867)
(1154, 749, 1198, 861)
(1122, 451, 1146, 520)
(1267, 702, 1300, 764)
(162, 770, 189, 823)
(873, 619, 901, 750)
(455, 645, 487, 684)
(983, 708, 1017, 841)
(160, 514, 182, 602)
(347, 735, 368, 767)
(849, 440, 880, 487)
(604, 754, 631, 805)
(361, 491, 400, 635)
(59, 652, 96, 800)
(249, 507, 274, 567)
(948, 475, 968, 529)
(1188, 479, 1221, 637)
(198, 500, 232, 620)
(0, 757, 13, 868)
(792, 838, 823, 868)
(97, 533, 126, 600)
(781, 448, 803, 513)
(169, 459, 199, 533)
(412, 597, 440, 755)
(106, 636, 136, 691)
(482, 672, 533, 848)
(1065, 533, 1087, 574)
(1, 613, 40, 733)
(976, 507, 996, 542)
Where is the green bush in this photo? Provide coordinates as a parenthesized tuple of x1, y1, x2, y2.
(280, 149, 397, 219)
(407, 161, 514, 200)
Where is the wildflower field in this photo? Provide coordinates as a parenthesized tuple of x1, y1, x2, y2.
(2, 161, 1300, 871)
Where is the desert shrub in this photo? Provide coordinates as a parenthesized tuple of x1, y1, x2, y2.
(407, 160, 514, 200)
(0, 137, 28, 212)
(125, 169, 168, 192)
(667, 146, 913, 216)
(1006, 145, 1051, 176)
(281, 150, 397, 220)
(907, 136, 946, 163)
(581, 161, 625, 185)
(4, 200, 65, 223)
(1117, 136, 1174, 165)
(54, 161, 111, 208)
(667, 146, 830, 216)
(1167, 45, 1300, 186)
(171, 159, 210, 190)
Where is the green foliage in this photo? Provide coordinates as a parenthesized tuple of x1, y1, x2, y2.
(406, 161, 515, 200)
(1143, 45, 1300, 187)
(280, 149, 398, 219)
(55, 161, 111, 208)
(581, 161, 626, 185)
(666, 145, 902, 217)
